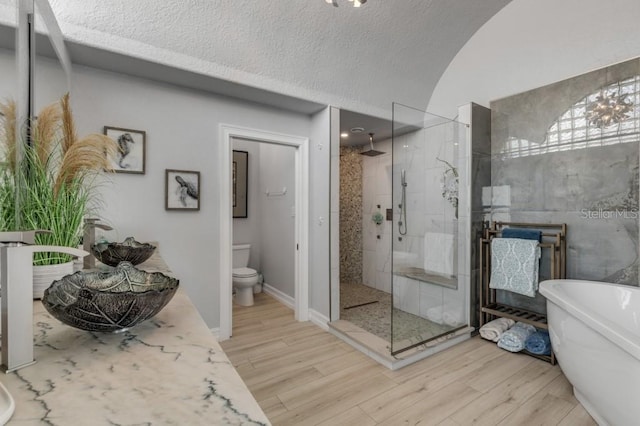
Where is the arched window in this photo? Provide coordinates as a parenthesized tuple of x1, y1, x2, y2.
(501, 76, 640, 158)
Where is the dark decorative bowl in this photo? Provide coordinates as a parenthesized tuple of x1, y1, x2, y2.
(91, 237, 156, 266)
(42, 262, 179, 332)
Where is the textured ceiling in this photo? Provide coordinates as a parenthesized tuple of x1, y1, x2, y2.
(38, 0, 511, 120)
(0, 0, 511, 141)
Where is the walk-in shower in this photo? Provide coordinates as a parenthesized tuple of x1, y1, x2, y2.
(332, 104, 470, 363)
(391, 102, 468, 355)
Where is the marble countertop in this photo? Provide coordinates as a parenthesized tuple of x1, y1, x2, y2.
(0, 252, 270, 425)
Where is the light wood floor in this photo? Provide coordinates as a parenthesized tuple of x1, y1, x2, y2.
(220, 293, 596, 426)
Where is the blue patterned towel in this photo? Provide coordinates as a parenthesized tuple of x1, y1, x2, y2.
(497, 322, 536, 352)
(501, 228, 542, 242)
(525, 330, 551, 355)
(490, 238, 541, 297)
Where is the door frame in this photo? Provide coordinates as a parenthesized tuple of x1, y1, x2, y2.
(218, 124, 309, 340)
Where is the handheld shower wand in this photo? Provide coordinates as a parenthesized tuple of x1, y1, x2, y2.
(399, 170, 407, 236)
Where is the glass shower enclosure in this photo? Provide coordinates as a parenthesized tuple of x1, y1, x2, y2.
(391, 102, 468, 354)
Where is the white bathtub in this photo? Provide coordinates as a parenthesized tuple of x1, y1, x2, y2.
(539, 279, 640, 426)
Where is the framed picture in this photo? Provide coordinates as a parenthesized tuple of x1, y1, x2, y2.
(233, 150, 248, 218)
(165, 169, 200, 211)
(104, 126, 146, 174)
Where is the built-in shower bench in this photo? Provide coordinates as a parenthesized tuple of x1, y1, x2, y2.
(394, 267, 457, 289)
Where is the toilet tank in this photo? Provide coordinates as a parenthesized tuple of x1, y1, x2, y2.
(232, 244, 251, 268)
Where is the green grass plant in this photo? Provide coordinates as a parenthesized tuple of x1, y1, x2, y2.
(0, 94, 117, 265)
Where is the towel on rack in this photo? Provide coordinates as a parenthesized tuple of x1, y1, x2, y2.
(497, 322, 536, 352)
(424, 232, 454, 277)
(524, 330, 551, 355)
(501, 227, 542, 242)
(489, 238, 541, 297)
(479, 317, 515, 342)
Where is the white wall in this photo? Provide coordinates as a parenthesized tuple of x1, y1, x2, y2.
(231, 138, 300, 300)
(329, 107, 340, 321)
(258, 143, 295, 297)
(232, 138, 262, 271)
(391, 123, 466, 326)
(361, 138, 392, 293)
(428, 0, 640, 119)
(309, 107, 331, 320)
(0, 50, 313, 329)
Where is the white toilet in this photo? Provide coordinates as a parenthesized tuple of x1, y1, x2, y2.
(232, 244, 259, 306)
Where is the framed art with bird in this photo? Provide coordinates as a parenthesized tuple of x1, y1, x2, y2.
(104, 126, 146, 174)
(165, 169, 200, 211)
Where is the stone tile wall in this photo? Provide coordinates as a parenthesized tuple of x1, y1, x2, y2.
(491, 58, 640, 313)
(339, 146, 363, 284)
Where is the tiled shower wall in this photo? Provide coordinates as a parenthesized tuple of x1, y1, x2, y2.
(491, 57, 640, 313)
(339, 146, 363, 284)
(392, 124, 466, 319)
(362, 139, 393, 293)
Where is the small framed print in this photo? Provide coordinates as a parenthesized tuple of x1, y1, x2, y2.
(233, 150, 248, 218)
(165, 169, 200, 211)
(104, 126, 146, 174)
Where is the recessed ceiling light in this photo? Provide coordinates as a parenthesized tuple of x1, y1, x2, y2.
(350, 127, 365, 133)
(340, 132, 349, 138)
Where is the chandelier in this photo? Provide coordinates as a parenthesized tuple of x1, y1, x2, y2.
(586, 89, 634, 128)
(325, 0, 367, 7)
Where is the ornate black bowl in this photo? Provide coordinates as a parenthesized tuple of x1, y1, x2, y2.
(42, 262, 179, 332)
(91, 237, 156, 266)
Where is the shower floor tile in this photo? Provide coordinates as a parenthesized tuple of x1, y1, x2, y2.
(339, 282, 455, 344)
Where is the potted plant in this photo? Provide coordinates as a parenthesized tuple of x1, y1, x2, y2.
(0, 94, 117, 297)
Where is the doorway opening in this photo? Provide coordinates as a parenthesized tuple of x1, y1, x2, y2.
(218, 125, 309, 340)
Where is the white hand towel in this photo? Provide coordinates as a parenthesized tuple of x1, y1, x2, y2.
(442, 308, 465, 327)
(424, 232, 454, 277)
(427, 304, 465, 326)
(479, 317, 515, 342)
(426, 305, 444, 324)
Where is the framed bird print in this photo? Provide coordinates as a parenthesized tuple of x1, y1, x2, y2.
(165, 169, 200, 211)
(104, 126, 146, 174)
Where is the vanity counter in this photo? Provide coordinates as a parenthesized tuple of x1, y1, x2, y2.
(0, 252, 269, 425)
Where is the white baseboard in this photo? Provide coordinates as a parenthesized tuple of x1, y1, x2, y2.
(309, 309, 329, 331)
(263, 284, 329, 331)
(263, 283, 295, 309)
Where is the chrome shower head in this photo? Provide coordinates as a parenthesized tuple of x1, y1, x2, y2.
(360, 133, 385, 157)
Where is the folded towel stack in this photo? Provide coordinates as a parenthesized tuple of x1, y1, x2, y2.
(426, 302, 465, 327)
(442, 308, 464, 327)
(426, 304, 464, 326)
(426, 305, 443, 324)
(524, 330, 551, 355)
(479, 318, 515, 342)
(497, 322, 536, 352)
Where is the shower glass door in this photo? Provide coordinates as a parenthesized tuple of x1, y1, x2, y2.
(391, 102, 468, 355)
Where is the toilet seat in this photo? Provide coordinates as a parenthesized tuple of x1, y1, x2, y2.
(233, 267, 258, 278)
(233, 267, 258, 307)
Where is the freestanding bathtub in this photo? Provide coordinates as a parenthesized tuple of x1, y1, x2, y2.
(539, 279, 640, 426)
